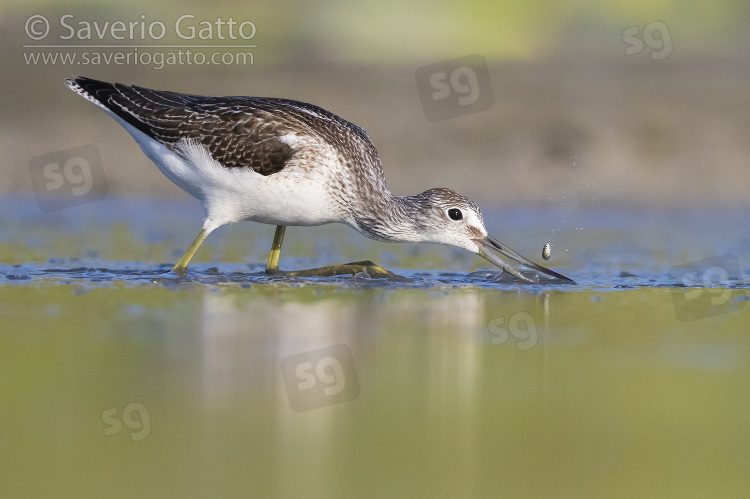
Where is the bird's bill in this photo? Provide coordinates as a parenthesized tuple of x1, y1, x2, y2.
(474, 236, 576, 284)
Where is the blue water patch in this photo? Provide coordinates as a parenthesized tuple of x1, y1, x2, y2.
(0, 196, 748, 291)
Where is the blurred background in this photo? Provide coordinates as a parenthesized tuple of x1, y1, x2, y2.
(3, 3, 750, 497)
(2, 0, 750, 208)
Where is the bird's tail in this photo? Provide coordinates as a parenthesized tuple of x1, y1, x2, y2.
(64, 76, 120, 112)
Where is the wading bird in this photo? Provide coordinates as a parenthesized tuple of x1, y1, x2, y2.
(66, 77, 574, 283)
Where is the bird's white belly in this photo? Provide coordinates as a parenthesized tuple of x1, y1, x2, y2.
(210, 171, 339, 227)
(121, 123, 339, 228)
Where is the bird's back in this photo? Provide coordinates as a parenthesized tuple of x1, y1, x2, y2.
(66, 77, 383, 179)
(66, 77, 392, 226)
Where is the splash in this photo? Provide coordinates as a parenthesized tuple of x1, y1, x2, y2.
(544, 155, 596, 256)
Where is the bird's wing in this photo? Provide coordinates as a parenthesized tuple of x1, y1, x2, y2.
(66, 77, 379, 177)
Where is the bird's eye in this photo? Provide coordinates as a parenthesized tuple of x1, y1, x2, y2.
(448, 208, 463, 221)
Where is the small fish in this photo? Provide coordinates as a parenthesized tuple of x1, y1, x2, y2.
(542, 242, 551, 260)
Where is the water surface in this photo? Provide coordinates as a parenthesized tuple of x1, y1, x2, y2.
(1, 197, 748, 497)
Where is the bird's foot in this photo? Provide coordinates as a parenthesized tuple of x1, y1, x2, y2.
(266, 260, 407, 280)
(170, 264, 189, 276)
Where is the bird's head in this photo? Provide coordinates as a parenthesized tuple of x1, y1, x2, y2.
(412, 188, 575, 283)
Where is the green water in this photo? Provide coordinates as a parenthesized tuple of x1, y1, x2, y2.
(1, 199, 749, 497)
(2, 285, 748, 497)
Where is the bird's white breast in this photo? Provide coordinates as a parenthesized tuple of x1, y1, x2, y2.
(113, 118, 342, 230)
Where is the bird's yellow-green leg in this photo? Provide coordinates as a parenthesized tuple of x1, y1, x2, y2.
(284, 260, 402, 279)
(171, 228, 209, 275)
(263, 225, 406, 280)
(265, 225, 286, 273)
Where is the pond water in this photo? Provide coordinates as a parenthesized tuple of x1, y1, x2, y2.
(1, 197, 748, 497)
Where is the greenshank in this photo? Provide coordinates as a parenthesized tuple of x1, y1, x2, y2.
(65, 77, 574, 284)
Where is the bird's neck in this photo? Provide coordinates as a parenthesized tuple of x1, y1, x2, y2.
(349, 190, 427, 243)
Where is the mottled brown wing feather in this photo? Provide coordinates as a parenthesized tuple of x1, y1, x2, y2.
(68, 77, 383, 182)
(107, 85, 295, 175)
(70, 78, 293, 176)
